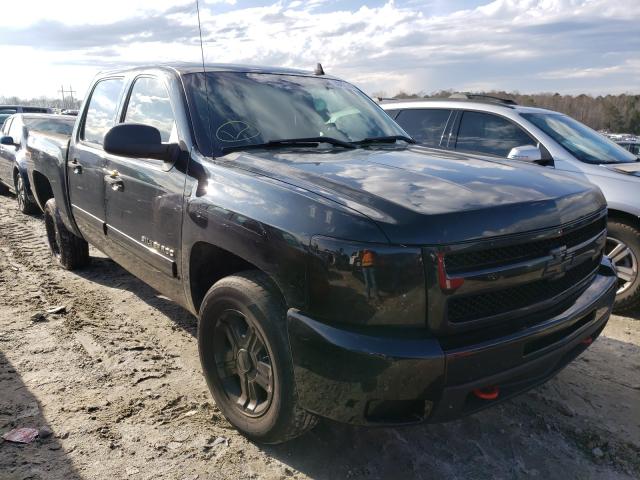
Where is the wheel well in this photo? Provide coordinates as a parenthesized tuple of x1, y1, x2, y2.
(608, 209, 640, 231)
(31, 171, 54, 209)
(189, 242, 264, 314)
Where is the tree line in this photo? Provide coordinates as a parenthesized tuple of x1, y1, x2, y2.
(0, 95, 82, 111)
(382, 90, 640, 134)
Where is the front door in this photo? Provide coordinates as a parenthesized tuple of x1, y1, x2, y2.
(68, 77, 125, 247)
(103, 75, 186, 300)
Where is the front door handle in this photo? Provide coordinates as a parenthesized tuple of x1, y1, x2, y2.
(70, 158, 82, 174)
(108, 179, 124, 192)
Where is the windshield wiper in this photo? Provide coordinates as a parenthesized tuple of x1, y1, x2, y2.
(353, 135, 416, 146)
(221, 136, 356, 154)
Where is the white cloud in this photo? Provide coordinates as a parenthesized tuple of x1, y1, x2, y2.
(0, 0, 638, 99)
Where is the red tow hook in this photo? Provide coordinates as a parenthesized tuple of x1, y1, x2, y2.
(581, 337, 593, 346)
(473, 386, 500, 400)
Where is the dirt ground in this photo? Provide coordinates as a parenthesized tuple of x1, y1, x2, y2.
(0, 193, 638, 480)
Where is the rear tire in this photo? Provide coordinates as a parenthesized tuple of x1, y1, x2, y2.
(15, 173, 39, 214)
(606, 219, 640, 314)
(198, 271, 317, 444)
(44, 198, 90, 270)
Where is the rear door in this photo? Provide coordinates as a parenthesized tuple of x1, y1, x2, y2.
(103, 75, 186, 298)
(68, 77, 125, 247)
(393, 109, 453, 148)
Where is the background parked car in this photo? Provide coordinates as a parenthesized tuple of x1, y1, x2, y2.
(0, 105, 53, 128)
(0, 113, 75, 213)
(381, 94, 640, 312)
(616, 140, 640, 158)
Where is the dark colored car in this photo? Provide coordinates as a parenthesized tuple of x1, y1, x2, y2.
(26, 64, 617, 443)
(0, 105, 53, 128)
(0, 113, 75, 213)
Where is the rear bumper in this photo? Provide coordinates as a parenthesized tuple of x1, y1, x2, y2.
(287, 257, 617, 426)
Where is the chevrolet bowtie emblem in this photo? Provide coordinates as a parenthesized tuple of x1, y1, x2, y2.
(544, 245, 574, 278)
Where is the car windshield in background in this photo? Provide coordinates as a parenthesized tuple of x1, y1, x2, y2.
(522, 113, 637, 164)
(24, 117, 75, 136)
(185, 72, 407, 155)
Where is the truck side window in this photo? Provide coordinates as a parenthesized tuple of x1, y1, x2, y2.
(395, 109, 452, 147)
(455, 111, 532, 157)
(81, 78, 125, 146)
(124, 77, 176, 143)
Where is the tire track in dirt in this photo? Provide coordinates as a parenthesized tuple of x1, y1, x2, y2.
(0, 196, 298, 479)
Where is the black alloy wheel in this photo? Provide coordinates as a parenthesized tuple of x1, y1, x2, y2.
(214, 309, 274, 417)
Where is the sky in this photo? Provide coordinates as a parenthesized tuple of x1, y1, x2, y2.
(0, 0, 638, 100)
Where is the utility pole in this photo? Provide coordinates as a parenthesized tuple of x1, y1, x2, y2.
(57, 85, 76, 109)
(58, 85, 66, 109)
(67, 85, 76, 106)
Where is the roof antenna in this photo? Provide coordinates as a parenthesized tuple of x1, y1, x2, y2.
(314, 63, 325, 75)
(195, 0, 213, 154)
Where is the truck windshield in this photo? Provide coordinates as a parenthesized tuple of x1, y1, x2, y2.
(184, 72, 408, 155)
(522, 113, 637, 164)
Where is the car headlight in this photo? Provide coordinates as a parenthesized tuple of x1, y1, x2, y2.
(307, 236, 426, 327)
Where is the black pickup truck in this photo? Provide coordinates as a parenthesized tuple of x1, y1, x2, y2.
(26, 64, 617, 443)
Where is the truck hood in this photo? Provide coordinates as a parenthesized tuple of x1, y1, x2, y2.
(222, 146, 605, 244)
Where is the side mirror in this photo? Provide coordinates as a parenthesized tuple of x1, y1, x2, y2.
(0, 136, 16, 146)
(104, 123, 179, 162)
(507, 145, 543, 162)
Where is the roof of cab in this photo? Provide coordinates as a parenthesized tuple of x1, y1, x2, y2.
(97, 62, 339, 79)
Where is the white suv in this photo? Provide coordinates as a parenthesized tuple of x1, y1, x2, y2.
(381, 95, 640, 312)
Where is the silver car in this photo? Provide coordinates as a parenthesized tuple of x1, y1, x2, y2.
(381, 95, 640, 312)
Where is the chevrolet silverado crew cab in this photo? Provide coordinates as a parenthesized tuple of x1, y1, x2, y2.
(380, 95, 640, 312)
(27, 64, 617, 443)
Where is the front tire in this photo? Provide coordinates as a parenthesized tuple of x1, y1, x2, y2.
(198, 271, 317, 443)
(606, 219, 640, 314)
(15, 173, 39, 214)
(44, 198, 90, 270)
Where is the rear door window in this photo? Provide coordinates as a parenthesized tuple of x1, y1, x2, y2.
(394, 109, 452, 147)
(455, 111, 533, 157)
(81, 78, 125, 146)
